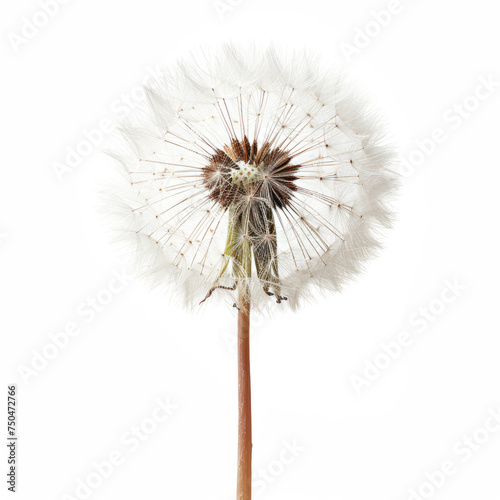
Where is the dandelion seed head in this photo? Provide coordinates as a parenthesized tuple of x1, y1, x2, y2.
(105, 45, 399, 312)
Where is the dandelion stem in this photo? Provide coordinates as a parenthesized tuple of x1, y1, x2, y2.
(237, 286, 252, 500)
(236, 209, 252, 500)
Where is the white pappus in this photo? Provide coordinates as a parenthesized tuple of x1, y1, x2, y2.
(104, 44, 399, 313)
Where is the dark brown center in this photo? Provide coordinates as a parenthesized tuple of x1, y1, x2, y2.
(202, 136, 300, 210)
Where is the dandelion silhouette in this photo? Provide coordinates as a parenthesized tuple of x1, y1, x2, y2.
(106, 45, 398, 499)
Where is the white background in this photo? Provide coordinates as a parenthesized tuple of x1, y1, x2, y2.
(1, 1, 500, 499)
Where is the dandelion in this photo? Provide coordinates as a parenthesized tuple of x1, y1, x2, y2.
(105, 45, 398, 499)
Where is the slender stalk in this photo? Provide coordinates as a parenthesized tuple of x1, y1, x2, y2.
(237, 288, 252, 500)
(230, 207, 253, 499)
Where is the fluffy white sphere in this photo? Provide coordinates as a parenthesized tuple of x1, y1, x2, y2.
(106, 45, 399, 312)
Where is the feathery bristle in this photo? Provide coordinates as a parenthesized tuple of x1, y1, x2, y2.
(105, 44, 399, 313)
